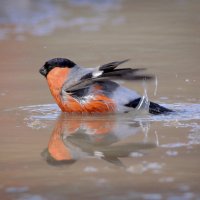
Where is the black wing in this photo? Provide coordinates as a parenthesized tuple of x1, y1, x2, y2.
(64, 59, 154, 93)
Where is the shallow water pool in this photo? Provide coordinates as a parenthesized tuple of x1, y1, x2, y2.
(0, 0, 200, 200)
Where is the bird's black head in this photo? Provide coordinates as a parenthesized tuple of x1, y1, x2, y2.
(39, 58, 76, 77)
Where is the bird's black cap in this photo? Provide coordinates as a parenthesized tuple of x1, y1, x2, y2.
(39, 58, 76, 77)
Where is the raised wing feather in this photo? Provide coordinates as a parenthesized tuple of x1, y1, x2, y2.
(99, 59, 130, 72)
(63, 60, 154, 93)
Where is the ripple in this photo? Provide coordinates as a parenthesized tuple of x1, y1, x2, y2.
(135, 103, 200, 122)
(19, 104, 60, 120)
(17, 102, 200, 122)
(15, 104, 60, 129)
(10, 102, 199, 142)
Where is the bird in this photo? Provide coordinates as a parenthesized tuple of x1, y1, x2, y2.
(39, 58, 173, 115)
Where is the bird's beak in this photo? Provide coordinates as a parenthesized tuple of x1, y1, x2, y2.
(39, 67, 47, 77)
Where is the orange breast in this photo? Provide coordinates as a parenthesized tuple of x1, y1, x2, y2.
(48, 118, 72, 161)
(62, 94, 116, 113)
(47, 68, 116, 113)
(47, 67, 70, 111)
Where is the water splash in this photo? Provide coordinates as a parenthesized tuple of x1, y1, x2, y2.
(136, 94, 149, 113)
(17, 104, 60, 129)
(19, 104, 60, 120)
(136, 81, 150, 113)
(154, 76, 158, 96)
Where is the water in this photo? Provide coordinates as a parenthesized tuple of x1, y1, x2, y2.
(0, 0, 200, 200)
(1, 102, 200, 199)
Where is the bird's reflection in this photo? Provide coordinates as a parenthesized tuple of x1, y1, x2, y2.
(42, 113, 157, 166)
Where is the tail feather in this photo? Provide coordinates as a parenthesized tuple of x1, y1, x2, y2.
(149, 101, 173, 115)
(125, 98, 173, 115)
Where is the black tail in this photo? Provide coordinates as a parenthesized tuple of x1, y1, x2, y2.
(125, 98, 173, 115)
(148, 101, 173, 115)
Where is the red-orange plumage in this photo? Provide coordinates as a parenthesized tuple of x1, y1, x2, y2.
(47, 67, 69, 111)
(48, 115, 115, 161)
(48, 116, 72, 161)
(47, 67, 116, 113)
